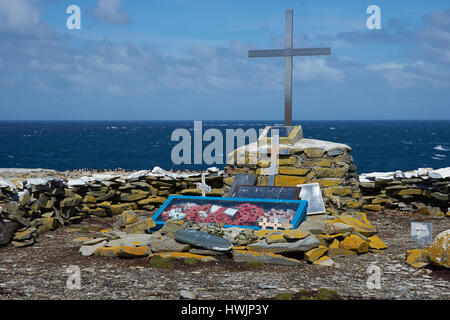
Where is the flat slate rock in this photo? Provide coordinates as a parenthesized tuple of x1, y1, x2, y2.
(174, 229, 232, 252)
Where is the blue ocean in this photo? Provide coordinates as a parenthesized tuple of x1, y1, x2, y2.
(0, 121, 449, 173)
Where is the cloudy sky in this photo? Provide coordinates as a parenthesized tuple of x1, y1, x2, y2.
(0, 0, 449, 120)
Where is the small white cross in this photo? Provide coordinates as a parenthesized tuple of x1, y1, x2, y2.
(195, 172, 211, 197)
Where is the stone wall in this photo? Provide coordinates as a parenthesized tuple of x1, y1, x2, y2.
(360, 167, 449, 216)
(1, 165, 449, 248)
(224, 138, 363, 215)
(0, 167, 225, 247)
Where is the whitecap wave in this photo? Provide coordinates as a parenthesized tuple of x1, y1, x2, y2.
(401, 140, 413, 145)
(432, 156, 445, 160)
(434, 145, 450, 151)
(434, 153, 446, 158)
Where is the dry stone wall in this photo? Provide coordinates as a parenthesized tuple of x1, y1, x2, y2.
(360, 167, 449, 216)
(1, 165, 449, 248)
(0, 167, 225, 247)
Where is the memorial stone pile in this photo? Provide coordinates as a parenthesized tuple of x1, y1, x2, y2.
(225, 126, 363, 216)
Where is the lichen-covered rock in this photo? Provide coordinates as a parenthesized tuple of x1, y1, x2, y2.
(160, 220, 184, 235)
(118, 245, 151, 258)
(313, 255, 335, 267)
(331, 214, 376, 237)
(304, 247, 328, 263)
(339, 234, 369, 253)
(13, 227, 37, 241)
(149, 251, 218, 262)
(368, 235, 387, 250)
(79, 240, 108, 256)
(0, 219, 19, 246)
(406, 248, 429, 268)
(327, 247, 356, 258)
(150, 236, 190, 253)
(232, 249, 302, 266)
(124, 217, 156, 234)
(426, 229, 449, 268)
(282, 228, 311, 240)
(248, 234, 320, 253)
(265, 234, 286, 244)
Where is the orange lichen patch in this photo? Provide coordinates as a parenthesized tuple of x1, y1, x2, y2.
(232, 249, 302, 266)
(317, 233, 348, 241)
(95, 246, 121, 257)
(232, 246, 248, 250)
(124, 218, 156, 234)
(406, 249, 429, 268)
(99, 229, 112, 233)
(329, 239, 340, 249)
(368, 235, 387, 250)
(148, 252, 217, 262)
(340, 235, 369, 253)
(254, 229, 281, 238)
(304, 247, 328, 263)
(331, 215, 376, 237)
(74, 236, 94, 243)
(126, 213, 139, 225)
(426, 230, 449, 268)
(282, 228, 310, 240)
(118, 245, 151, 258)
(265, 234, 286, 244)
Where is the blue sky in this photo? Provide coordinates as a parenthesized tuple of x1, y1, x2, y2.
(0, 0, 449, 120)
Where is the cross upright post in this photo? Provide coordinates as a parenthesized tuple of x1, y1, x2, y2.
(249, 9, 331, 126)
(284, 9, 293, 126)
(196, 172, 211, 197)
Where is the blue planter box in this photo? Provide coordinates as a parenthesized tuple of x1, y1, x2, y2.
(152, 195, 308, 230)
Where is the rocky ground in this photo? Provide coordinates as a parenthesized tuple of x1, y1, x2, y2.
(0, 211, 448, 300)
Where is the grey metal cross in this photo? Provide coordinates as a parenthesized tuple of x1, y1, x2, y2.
(248, 9, 331, 126)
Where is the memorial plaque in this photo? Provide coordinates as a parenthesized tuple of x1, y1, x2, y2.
(230, 185, 301, 200)
(410, 222, 433, 248)
(297, 183, 326, 215)
(152, 195, 308, 230)
(227, 174, 258, 197)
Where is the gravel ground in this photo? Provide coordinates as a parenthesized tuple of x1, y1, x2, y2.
(0, 212, 448, 300)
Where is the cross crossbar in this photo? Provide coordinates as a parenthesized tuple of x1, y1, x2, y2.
(248, 47, 331, 58)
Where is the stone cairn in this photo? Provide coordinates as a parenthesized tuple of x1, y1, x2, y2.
(360, 167, 449, 216)
(224, 136, 363, 215)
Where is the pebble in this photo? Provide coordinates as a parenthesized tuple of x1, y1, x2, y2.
(180, 289, 197, 300)
(258, 284, 278, 289)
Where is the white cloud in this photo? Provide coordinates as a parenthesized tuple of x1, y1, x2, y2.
(294, 58, 343, 82)
(367, 61, 450, 89)
(92, 0, 130, 25)
(0, 0, 52, 38)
